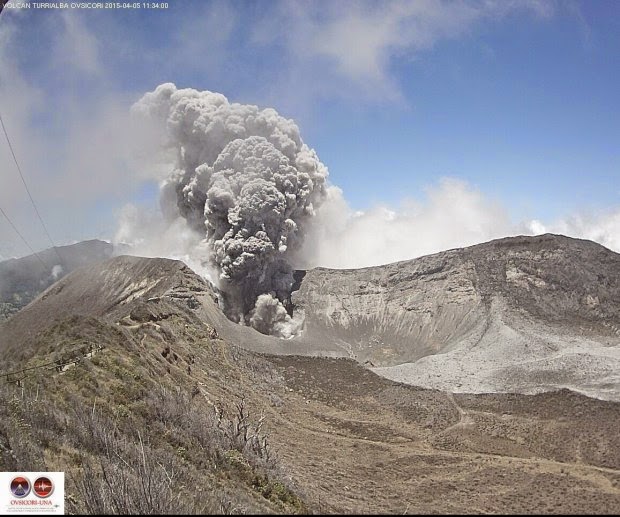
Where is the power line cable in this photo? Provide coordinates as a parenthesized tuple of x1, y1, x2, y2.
(0, 344, 105, 386)
(0, 204, 49, 269)
(0, 111, 65, 266)
(0, 9, 59, 269)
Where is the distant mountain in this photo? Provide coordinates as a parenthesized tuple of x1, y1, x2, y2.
(0, 239, 113, 321)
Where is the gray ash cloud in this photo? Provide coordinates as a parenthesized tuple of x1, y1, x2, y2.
(132, 83, 328, 337)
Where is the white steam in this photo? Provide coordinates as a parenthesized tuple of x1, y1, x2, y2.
(114, 204, 217, 282)
(295, 179, 516, 269)
(527, 210, 620, 253)
(130, 83, 327, 337)
(250, 293, 303, 339)
(51, 264, 64, 281)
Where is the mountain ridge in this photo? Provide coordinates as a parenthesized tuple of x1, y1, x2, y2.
(0, 239, 113, 321)
(2, 233, 619, 400)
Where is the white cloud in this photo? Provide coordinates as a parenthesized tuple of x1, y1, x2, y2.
(0, 17, 48, 257)
(0, 12, 171, 258)
(294, 178, 620, 270)
(253, 0, 555, 103)
(56, 11, 102, 77)
(528, 210, 620, 253)
(295, 178, 516, 269)
(114, 203, 216, 283)
(2, 1, 616, 272)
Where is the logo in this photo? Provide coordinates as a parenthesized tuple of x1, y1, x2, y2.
(1, 472, 64, 515)
(33, 477, 53, 498)
(9, 476, 30, 498)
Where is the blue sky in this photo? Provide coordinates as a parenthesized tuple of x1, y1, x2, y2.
(0, 0, 619, 261)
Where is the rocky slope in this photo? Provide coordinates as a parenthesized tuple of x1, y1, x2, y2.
(187, 233, 620, 400)
(292, 234, 620, 358)
(289, 234, 620, 400)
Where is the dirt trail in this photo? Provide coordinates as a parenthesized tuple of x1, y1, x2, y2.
(266, 354, 620, 513)
(444, 391, 475, 431)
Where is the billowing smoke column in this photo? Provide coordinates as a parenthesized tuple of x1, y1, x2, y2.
(132, 83, 328, 337)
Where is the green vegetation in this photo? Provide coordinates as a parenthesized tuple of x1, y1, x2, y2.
(0, 325, 307, 514)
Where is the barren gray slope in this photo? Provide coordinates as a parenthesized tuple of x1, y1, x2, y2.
(195, 233, 620, 400)
(289, 234, 620, 400)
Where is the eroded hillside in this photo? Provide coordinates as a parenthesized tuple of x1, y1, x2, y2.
(292, 234, 620, 362)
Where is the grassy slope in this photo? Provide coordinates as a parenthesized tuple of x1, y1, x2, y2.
(0, 291, 306, 513)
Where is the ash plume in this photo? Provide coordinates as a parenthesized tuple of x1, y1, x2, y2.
(132, 83, 328, 337)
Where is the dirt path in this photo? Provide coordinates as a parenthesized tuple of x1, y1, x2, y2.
(443, 391, 475, 431)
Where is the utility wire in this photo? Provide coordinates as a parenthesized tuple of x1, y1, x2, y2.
(0, 111, 64, 266)
(0, 345, 105, 386)
(0, 8, 42, 267)
(0, 204, 49, 269)
(0, 9, 62, 268)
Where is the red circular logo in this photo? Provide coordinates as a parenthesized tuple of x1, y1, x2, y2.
(10, 476, 30, 498)
(33, 477, 53, 498)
